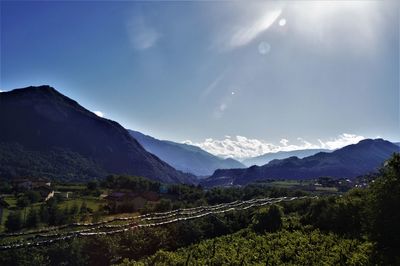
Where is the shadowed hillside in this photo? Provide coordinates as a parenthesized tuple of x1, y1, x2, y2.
(129, 130, 245, 176)
(0, 86, 196, 184)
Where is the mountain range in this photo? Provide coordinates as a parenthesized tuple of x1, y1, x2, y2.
(128, 130, 245, 176)
(0, 86, 196, 184)
(242, 149, 330, 167)
(203, 139, 400, 186)
(1, 86, 399, 187)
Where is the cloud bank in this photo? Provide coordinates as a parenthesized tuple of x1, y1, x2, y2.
(183, 133, 365, 160)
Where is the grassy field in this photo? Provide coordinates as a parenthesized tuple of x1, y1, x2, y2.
(58, 196, 105, 212)
(54, 184, 86, 192)
(3, 195, 17, 208)
(262, 180, 312, 188)
(0, 193, 105, 233)
(259, 180, 341, 195)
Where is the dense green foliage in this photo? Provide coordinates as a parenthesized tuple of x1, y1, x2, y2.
(0, 213, 252, 266)
(252, 204, 283, 233)
(4, 211, 23, 231)
(123, 228, 373, 265)
(0, 153, 398, 265)
(366, 153, 400, 263)
(0, 142, 107, 181)
(102, 175, 161, 193)
(101, 175, 307, 214)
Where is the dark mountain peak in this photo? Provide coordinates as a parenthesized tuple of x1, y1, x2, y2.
(27, 84, 56, 92)
(349, 138, 386, 147)
(5, 85, 64, 98)
(351, 138, 385, 146)
(12, 84, 55, 92)
(1, 85, 83, 116)
(0, 85, 196, 184)
(334, 138, 396, 155)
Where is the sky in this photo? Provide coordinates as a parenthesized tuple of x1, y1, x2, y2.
(1, 1, 399, 159)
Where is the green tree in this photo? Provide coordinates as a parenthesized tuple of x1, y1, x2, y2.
(48, 201, 63, 225)
(80, 201, 88, 214)
(25, 190, 41, 203)
(63, 205, 71, 223)
(39, 204, 50, 224)
(252, 204, 283, 233)
(16, 196, 30, 208)
(70, 202, 80, 221)
(87, 180, 99, 190)
(26, 207, 39, 228)
(0, 181, 12, 193)
(366, 153, 400, 264)
(155, 199, 172, 212)
(5, 211, 23, 231)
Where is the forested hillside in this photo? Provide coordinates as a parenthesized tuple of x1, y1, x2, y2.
(0, 86, 195, 184)
(0, 154, 398, 265)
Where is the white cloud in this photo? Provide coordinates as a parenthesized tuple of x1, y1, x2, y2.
(0, 90, 3, 93)
(280, 138, 289, 146)
(183, 133, 365, 160)
(318, 133, 365, 150)
(127, 16, 160, 50)
(94, 111, 104, 118)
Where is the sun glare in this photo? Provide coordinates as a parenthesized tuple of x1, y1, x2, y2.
(295, 1, 375, 21)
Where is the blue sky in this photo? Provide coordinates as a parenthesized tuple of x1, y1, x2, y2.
(1, 1, 399, 158)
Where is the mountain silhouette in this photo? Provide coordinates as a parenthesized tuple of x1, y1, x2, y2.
(129, 130, 245, 176)
(242, 149, 330, 167)
(0, 85, 196, 184)
(204, 139, 399, 186)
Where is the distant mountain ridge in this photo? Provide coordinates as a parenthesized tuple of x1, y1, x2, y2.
(129, 130, 245, 176)
(242, 149, 330, 167)
(204, 139, 399, 186)
(0, 85, 196, 184)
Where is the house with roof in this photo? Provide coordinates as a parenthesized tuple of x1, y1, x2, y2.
(12, 177, 51, 191)
(36, 186, 54, 201)
(31, 177, 51, 188)
(12, 178, 32, 190)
